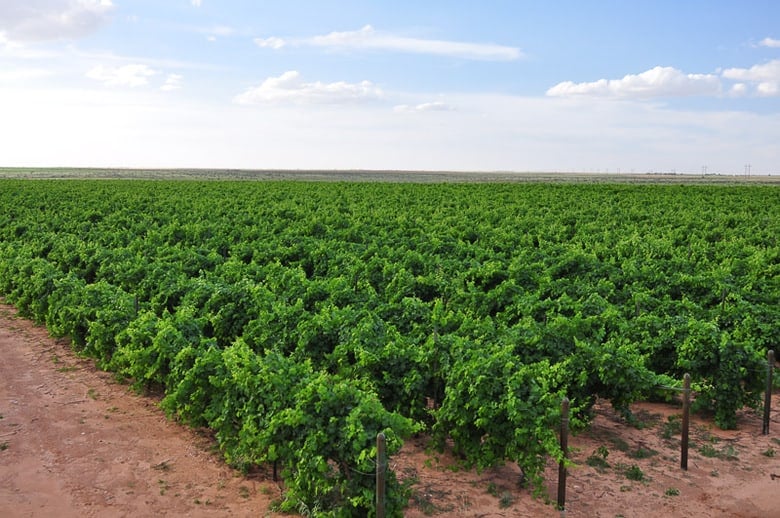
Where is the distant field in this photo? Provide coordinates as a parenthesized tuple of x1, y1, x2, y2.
(1, 167, 779, 184)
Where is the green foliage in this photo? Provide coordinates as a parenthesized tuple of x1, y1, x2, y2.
(1, 179, 778, 514)
(112, 306, 207, 390)
(698, 443, 719, 458)
(623, 464, 646, 482)
(568, 336, 659, 418)
(44, 276, 135, 363)
(434, 343, 567, 491)
(629, 446, 657, 460)
(676, 320, 764, 429)
(160, 341, 224, 427)
(586, 445, 610, 471)
(267, 372, 419, 516)
(661, 415, 682, 440)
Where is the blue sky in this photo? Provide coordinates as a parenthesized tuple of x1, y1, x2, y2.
(1, 1, 779, 174)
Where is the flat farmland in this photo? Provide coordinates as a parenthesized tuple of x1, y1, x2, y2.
(2, 167, 780, 184)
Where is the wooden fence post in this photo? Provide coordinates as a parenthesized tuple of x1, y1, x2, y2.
(681, 373, 691, 470)
(376, 432, 386, 518)
(764, 350, 775, 435)
(558, 397, 569, 512)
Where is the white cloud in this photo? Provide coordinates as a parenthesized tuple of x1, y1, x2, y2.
(254, 36, 285, 49)
(722, 60, 780, 81)
(757, 81, 780, 96)
(87, 63, 156, 87)
(161, 74, 183, 91)
(759, 37, 780, 48)
(722, 60, 780, 97)
(0, 0, 114, 42)
(234, 70, 383, 105)
(256, 25, 522, 61)
(394, 101, 456, 113)
(547, 66, 721, 99)
(191, 0, 202, 7)
(729, 83, 748, 97)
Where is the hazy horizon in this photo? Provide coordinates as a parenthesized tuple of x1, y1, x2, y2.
(2, 1, 779, 174)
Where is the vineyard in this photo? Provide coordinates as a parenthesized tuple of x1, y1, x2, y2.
(0, 179, 778, 516)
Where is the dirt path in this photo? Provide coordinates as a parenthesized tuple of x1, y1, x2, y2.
(2, 300, 779, 517)
(0, 304, 278, 517)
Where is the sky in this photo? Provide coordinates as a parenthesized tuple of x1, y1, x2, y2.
(1, 1, 779, 174)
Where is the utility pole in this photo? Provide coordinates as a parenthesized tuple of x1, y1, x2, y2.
(701, 165, 707, 176)
(745, 163, 752, 177)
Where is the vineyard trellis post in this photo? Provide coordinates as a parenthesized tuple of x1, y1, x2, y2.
(376, 432, 386, 518)
(558, 397, 569, 512)
(681, 373, 691, 470)
(763, 350, 774, 435)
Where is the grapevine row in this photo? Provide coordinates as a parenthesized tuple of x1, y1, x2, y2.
(0, 179, 778, 515)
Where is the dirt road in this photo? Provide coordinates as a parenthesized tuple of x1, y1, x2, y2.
(0, 303, 277, 517)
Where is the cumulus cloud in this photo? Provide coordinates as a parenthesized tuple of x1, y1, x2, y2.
(722, 60, 780, 97)
(393, 101, 456, 113)
(86, 63, 156, 87)
(756, 81, 780, 96)
(254, 36, 285, 49)
(0, 0, 114, 42)
(547, 66, 721, 99)
(255, 25, 522, 61)
(729, 83, 748, 97)
(722, 60, 780, 81)
(234, 70, 383, 105)
(551, 60, 780, 100)
(759, 37, 780, 48)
